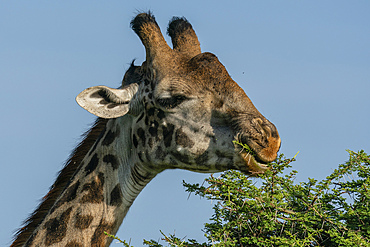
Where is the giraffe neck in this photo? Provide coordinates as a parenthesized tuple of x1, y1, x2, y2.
(13, 116, 157, 247)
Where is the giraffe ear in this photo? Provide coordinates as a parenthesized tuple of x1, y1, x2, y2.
(76, 84, 138, 119)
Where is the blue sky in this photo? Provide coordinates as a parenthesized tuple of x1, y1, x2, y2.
(1, 1, 369, 246)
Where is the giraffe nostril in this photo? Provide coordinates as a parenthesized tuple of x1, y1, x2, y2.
(253, 117, 277, 139)
(262, 124, 273, 139)
(252, 118, 266, 135)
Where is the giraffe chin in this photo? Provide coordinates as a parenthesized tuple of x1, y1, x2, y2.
(241, 151, 270, 175)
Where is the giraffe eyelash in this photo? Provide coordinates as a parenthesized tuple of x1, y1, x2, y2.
(157, 95, 189, 109)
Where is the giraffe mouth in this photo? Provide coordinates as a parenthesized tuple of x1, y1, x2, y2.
(240, 150, 270, 175)
(234, 140, 269, 174)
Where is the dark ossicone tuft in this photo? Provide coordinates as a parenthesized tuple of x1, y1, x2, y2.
(167, 17, 192, 38)
(130, 11, 159, 35)
(166, 16, 200, 57)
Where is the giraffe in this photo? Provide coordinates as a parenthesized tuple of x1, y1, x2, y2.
(11, 12, 281, 247)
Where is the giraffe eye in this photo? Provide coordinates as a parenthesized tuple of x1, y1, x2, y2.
(157, 95, 189, 109)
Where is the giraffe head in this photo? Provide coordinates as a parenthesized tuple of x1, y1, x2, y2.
(76, 13, 280, 175)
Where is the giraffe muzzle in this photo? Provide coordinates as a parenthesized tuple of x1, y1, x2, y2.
(235, 116, 281, 172)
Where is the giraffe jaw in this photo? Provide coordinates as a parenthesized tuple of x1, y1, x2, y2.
(241, 151, 270, 175)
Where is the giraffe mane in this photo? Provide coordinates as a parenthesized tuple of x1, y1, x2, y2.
(11, 118, 108, 247)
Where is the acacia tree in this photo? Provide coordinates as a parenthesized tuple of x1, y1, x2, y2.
(108, 149, 370, 246)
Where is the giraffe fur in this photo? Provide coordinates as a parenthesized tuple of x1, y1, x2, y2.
(11, 12, 281, 247)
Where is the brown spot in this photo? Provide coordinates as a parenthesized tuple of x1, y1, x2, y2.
(44, 207, 73, 246)
(145, 116, 149, 125)
(91, 219, 114, 247)
(157, 109, 165, 119)
(149, 126, 158, 137)
(137, 128, 146, 145)
(103, 154, 119, 170)
(163, 124, 174, 147)
(80, 173, 105, 204)
(65, 240, 83, 247)
(175, 128, 194, 148)
(148, 107, 155, 116)
(75, 212, 94, 229)
(110, 185, 123, 206)
(50, 181, 80, 214)
(149, 120, 159, 137)
(102, 129, 120, 146)
(85, 154, 99, 175)
(133, 134, 139, 148)
(65, 182, 80, 202)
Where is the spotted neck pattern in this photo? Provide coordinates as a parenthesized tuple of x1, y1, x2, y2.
(13, 116, 156, 247)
